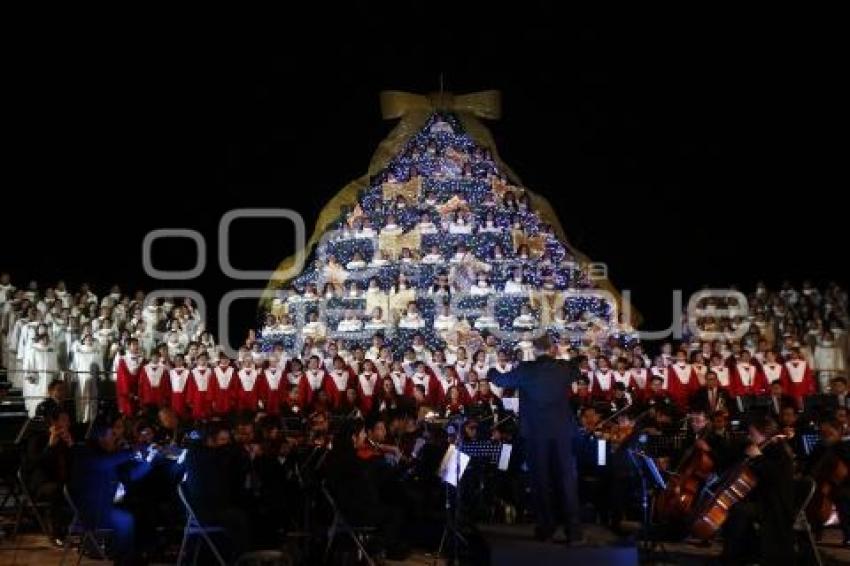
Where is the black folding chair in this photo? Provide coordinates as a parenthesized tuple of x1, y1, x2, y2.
(11, 467, 50, 539)
(793, 477, 823, 566)
(177, 483, 227, 566)
(60, 485, 111, 565)
(321, 482, 376, 566)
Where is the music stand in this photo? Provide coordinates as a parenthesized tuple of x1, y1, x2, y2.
(433, 418, 470, 566)
(627, 444, 671, 564)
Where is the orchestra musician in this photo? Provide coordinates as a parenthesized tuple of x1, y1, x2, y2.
(721, 414, 795, 565)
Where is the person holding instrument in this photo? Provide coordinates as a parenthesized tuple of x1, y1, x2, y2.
(487, 334, 584, 544)
(721, 414, 795, 565)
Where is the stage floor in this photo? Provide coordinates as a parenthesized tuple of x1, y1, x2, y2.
(1, 524, 849, 565)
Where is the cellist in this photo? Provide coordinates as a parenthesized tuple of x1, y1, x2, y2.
(721, 414, 795, 565)
(804, 418, 850, 546)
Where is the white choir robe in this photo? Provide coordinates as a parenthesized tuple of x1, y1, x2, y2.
(71, 346, 103, 422)
(23, 344, 59, 416)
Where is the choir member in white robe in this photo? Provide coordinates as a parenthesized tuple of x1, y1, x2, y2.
(23, 335, 59, 417)
(337, 310, 364, 333)
(814, 331, 846, 392)
(71, 335, 102, 422)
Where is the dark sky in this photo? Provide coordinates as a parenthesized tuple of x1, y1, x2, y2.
(4, 14, 846, 346)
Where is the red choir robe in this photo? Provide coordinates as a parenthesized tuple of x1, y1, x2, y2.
(410, 368, 442, 406)
(188, 366, 214, 420)
(237, 368, 260, 412)
(286, 371, 309, 407)
(259, 366, 286, 415)
(169, 368, 190, 418)
(667, 363, 700, 408)
(357, 372, 380, 413)
(212, 365, 238, 415)
(730, 362, 768, 397)
(784, 360, 815, 405)
(325, 367, 355, 408)
(139, 361, 169, 408)
(629, 367, 650, 401)
(115, 353, 144, 416)
(592, 369, 615, 402)
(389, 371, 414, 398)
(711, 365, 732, 390)
(612, 370, 635, 390)
(303, 368, 329, 406)
(762, 361, 790, 388)
(692, 363, 709, 387)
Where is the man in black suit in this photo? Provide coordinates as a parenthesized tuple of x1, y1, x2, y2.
(691, 371, 732, 415)
(488, 335, 583, 544)
(830, 377, 850, 411)
(766, 380, 796, 419)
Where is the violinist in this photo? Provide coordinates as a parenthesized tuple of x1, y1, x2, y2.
(722, 414, 795, 565)
(805, 418, 850, 545)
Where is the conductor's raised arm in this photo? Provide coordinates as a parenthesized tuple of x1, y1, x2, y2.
(487, 364, 524, 390)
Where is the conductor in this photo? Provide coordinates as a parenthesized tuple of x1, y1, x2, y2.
(488, 335, 583, 543)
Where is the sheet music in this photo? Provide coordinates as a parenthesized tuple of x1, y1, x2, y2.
(438, 444, 470, 486)
(498, 443, 512, 471)
(502, 397, 519, 414)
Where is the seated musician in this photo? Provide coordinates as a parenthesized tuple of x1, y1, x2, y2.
(325, 418, 409, 560)
(643, 375, 673, 412)
(766, 379, 796, 420)
(805, 418, 850, 545)
(722, 414, 796, 565)
(830, 376, 850, 410)
(690, 409, 741, 475)
(691, 371, 732, 415)
(778, 405, 808, 460)
(570, 376, 593, 415)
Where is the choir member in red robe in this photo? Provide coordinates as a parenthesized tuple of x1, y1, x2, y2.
(237, 358, 260, 413)
(285, 358, 309, 408)
(114, 338, 144, 416)
(168, 354, 191, 419)
(357, 359, 380, 414)
(629, 360, 651, 403)
(709, 353, 733, 390)
(139, 351, 169, 410)
(187, 352, 214, 420)
(388, 361, 414, 398)
(730, 350, 768, 398)
(410, 360, 442, 406)
(761, 350, 790, 394)
(444, 385, 466, 417)
(260, 356, 286, 416)
(304, 356, 330, 408)
(212, 352, 238, 416)
(325, 356, 355, 409)
(592, 356, 616, 402)
(783, 348, 816, 409)
(666, 350, 700, 409)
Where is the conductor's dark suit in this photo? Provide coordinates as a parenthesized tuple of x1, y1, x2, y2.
(488, 355, 581, 539)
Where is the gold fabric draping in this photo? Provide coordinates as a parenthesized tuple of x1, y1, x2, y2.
(262, 90, 639, 325)
(378, 228, 421, 260)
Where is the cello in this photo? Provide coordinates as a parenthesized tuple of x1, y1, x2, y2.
(654, 428, 715, 525)
(807, 443, 850, 525)
(690, 435, 787, 540)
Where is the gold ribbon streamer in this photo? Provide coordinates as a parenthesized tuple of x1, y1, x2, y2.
(262, 90, 639, 326)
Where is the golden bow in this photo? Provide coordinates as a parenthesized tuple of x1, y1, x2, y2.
(511, 229, 547, 258)
(382, 177, 422, 203)
(380, 90, 502, 121)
